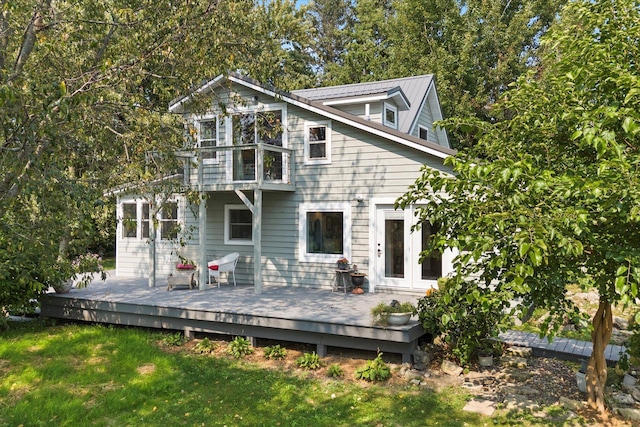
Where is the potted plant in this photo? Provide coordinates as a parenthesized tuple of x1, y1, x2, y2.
(371, 300, 417, 326)
(477, 339, 498, 367)
(53, 253, 106, 294)
(337, 257, 350, 270)
(350, 263, 366, 294)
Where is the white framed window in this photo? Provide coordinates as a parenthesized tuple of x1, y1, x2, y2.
(304, 121, 331, 165)
(160, 202, 178, 240)
(383, 102, 398, 129)
(418, 125, 429, 141)
(224, 204, 253, 245)
(198, 117, 218, 164)
(120, 201, 150, 239)
(299, 202, 351, 263)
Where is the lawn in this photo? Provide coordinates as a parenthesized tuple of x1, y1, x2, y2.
(0, 320, 484, 427)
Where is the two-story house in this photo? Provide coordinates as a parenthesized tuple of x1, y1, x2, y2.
(115, 72, 457, 294)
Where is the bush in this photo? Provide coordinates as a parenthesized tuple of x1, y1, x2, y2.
(162, 332, 186, 346)
(296, 352, 323, 370)
(327, 363, 344, 378)
(194, 337, 216, 354)
(354, 352, 391, 382)
(227, 336, 254, 358)
(417, 278, 510, 365)
(263, 344, 287, 360)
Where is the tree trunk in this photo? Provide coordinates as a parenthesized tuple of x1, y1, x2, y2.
(586, 298, 613, 413)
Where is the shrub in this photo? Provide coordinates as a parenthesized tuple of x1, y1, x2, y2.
(327, 363, 344, 378)
(263, 344, 287, 360)
(417, 278, 510, 365)
(354, 352, 391, 382)
(227, 336, 254, 358)
(296, 352, 323, 370)
(194, 337, 216, 354)
(162, 332, 186, 346)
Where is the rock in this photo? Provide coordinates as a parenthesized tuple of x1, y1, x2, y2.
(503, 393, 540, 412)
(613, 316, 629, 330)
(463, 399, 497, 416)
(617, 407, 640, 421)
(508, 369, 534, 382)
(502, 385, 541, 396)
(611, 391, 636, 406)
(559, 396, 583, 411)
(501, 356, 528, 369)
(505, 346, 532, 357)
(412, 348, 430, 370)
(403, 369, 424, 381)
(441, 359, 463, 377)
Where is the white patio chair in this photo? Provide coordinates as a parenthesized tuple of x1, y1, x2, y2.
(207, 252, 239, 287)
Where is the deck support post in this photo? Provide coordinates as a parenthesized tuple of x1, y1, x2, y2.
(253, 188, 262, 295)
(316, 344, 327, 358)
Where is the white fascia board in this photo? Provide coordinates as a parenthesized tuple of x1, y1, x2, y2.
(229, 76, 450, 160)
(322, 91, 410, 111)
(168, 74, 226, 113)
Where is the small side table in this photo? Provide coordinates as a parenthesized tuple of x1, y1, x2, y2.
(333, 269, 352, 293)
(167, 269, 198, 291)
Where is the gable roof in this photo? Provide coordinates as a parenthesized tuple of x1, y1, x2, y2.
(169, 72, 455, 160)
(292, 75, 435, 134)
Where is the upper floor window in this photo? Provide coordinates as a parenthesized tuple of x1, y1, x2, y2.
(304, 121, 331, 165)
(198, 118, 218, 163)
(419, 125, 429, 141)
(224, 205, 253, 245)
(383, 102, 398, 129)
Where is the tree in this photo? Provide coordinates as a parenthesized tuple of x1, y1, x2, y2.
(388, 0, 563, 148)
(397, 0, 640, 414)
(0, 0, 313, 313)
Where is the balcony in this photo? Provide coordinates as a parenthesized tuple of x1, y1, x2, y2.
(178, 144, 296, 192)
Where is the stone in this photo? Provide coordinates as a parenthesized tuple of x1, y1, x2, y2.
(503, 393, 540, 412)
(508, 369, 533, 382)
(441, 359, 463, 377)
(501, 356, 528, 369)
(463, 399, 497, 416)
(502, 385, 541, 396)
(559, 396, 583, 411)
(412, 348, 430, 370)
(617, 407, 640, 421)
(403, 369, 424, 381)
(505, 346, 532, 357)
(613, 316, 629, 330)
(611, 391, 636, 406)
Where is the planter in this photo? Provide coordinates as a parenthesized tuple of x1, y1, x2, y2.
(576, 371, 587, 393)
(350, 273, 365, 287)
(478, 354, 494, 367)
(53, 280, 73, 294)
(387, 312, 412, 326)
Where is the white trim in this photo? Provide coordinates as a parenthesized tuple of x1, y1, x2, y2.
(298, 202, 351, 263)
(224, 204, 253, 245)
(304, 120, 332, 165)
(323, 91, 410, 110)
(418, 125, 429, 141)
(383, 102, 398, 130)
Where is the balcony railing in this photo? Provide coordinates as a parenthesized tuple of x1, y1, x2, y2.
(177, 144, 296, 191)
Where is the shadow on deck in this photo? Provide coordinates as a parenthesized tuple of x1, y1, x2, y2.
(40, 274, 426, 363)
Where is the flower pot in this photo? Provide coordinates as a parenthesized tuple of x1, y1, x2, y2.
(351, 274, 365, 287)
(387, 312, 412, 326)
(478, 354, 494, 367)
(576, 371, 587, 393)
(53, 280, 73, 294)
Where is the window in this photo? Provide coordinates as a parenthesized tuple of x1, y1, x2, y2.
(299, 202, 351, 263)
(160, 202, 178, 240)
(121, 201, 151, 239)
(224, 205, 253, 245)
(421, 222, 442, 279)
(122, 203, 137, 238)
(419, 126, 429, 141)
(304, 121, 331, 165)
(198, 118, 217, 163)
(231, 110, 284, 181)
(383, 102, 398, 129)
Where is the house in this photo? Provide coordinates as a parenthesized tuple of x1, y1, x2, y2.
(115, 72, 457, 294)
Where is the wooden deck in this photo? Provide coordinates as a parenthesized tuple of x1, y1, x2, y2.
(40, 274, 426, 363)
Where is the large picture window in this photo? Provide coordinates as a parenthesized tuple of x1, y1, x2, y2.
(299, 202, 351, 263)
(304, 121, 331, 165)
(224, 205, 253, 245)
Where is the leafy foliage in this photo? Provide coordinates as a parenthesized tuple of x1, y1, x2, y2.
(227, 336, 254, 359)
(296, 352, 324, 370)
(371, 301, 417, 326)
(263, 344, 287, 360)
(161, 332, 186, 347)
(354, 352, 391, 382)
(397, 0, 640, 411)
(193, 337, 216, 355)
(327, 363, 344, 378)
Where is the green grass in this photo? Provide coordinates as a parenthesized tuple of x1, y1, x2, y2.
(0, 320, 576, 426)
(101, 257, 115, 271)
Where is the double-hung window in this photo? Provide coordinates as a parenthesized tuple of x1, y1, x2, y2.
(121, 201, 151, 239)
(224, 205, 253, 245)
(160, 202, 178, 240)
(304, 121, 331, 165)
(299, 202, 351, 263)
(198, 118, 218, 163)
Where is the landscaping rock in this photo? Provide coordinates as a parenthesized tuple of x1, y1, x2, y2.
(501, 356, 528, 369)
(463, 399, 497, 416)
(503, 393, 540, 412)
(505, 346, 532, 358)
(559, 396, 583, 411)
(441, 359, 463, 377)
(611, 391, 636, 406)
(613, 316, 629, 330)
(617, 407, 640, 421)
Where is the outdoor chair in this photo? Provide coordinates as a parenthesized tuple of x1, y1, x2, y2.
(207, 252, 239, 287)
